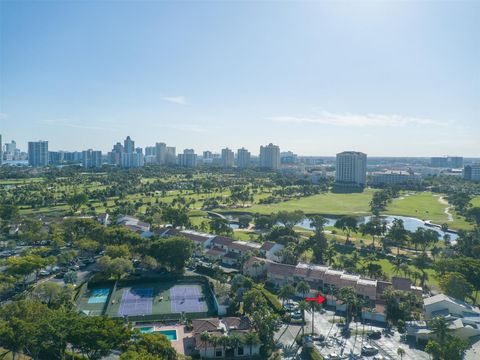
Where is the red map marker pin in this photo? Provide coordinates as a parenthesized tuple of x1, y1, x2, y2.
(305, 294, 326, 305)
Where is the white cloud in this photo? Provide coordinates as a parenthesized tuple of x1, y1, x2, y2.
(161, 96, 187, 105)
(269, 111, 444, 127)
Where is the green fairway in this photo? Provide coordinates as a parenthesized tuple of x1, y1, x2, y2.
(384, 192, 473, 230)
(218, 189, 377, 216)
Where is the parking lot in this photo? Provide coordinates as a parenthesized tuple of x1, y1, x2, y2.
(275, 303, 431, 360)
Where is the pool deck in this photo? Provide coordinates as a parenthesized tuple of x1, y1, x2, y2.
(133, 324, 194, 355)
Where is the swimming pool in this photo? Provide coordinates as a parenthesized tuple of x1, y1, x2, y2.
(157, 329, 177, 341)
(139, 326, 154, 333)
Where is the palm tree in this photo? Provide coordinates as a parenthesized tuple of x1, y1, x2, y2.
(278, 284, 295, 306)
(324, 244, 336, 266)
(298, 300, 309, 336)
(387, 218, 408, 255)
(210, 335, 220, 359)
(397, 347, 406, 359)
(229, 333, 243, 357)
(243, 332, 260, 357)
(296, 281, 310, 299)
(429, 316, 451, 349)
(310, 300, 322, 335)
(219, 335, 230, 358)
(200, 331, 210, 358)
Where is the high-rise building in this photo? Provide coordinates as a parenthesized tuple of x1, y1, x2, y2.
(280, 151, 298, 164)
(124, 136, 135, 154)
(335, 151, 367, 187)
(155, 142, 167, 165)
(203, 151, 213, 160)
(259, 143, 280, 170)
(145, 146, 156, 156)
(166, 146, 176, 165)
(28, 140, 49, 167)
(449, 157, 463, 168)
(108, 142, 124, 165)
(221, 148, 234, 168)
(464, 165, 480, 182)
(431, 156, 463, 168)
(178, 149, 197, 168)
(237, 148, 251, 168)
(82, 149, 102, 169)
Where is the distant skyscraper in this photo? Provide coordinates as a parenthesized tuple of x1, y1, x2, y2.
(237, 148, 251, 168)
(155, 142, 167, 165)
(166, 146, 176, 164)
(464, 164, 480, 182)
(145, 146, 156, 156)
(4, 140, 17, 161)
(178, 149, 197, 168)
(221, 148, 234, 168)
(259, 143, 280, 170)
(449, 157, 463, 168)
(124, 136, 135, 154)
(280, 151, 298, 164)
(108, 142, 123, 165)
(28, 140, 49, 167)
(203, 151, 213, 160)
(335, 151, 367, 187)
(82, 149, 102, 169)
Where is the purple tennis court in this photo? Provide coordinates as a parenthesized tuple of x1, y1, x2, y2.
(118, 287, 153, 316)
(170, 285, 207, 313)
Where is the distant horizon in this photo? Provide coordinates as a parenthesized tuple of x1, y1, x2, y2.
(1, 1, 479, 156)
(1, 134, 477, 160)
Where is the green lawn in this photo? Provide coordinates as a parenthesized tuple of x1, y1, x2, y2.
(218, 189, 377, 216)
(384, 192, 473, 230)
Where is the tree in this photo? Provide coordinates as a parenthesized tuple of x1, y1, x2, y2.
(296, 281, 310, 299)
(243, 289, 267, 315)
(67, 193, 89, 213)
(97, 255, 134, 280)
(200, 331, 210, 358)
(69, 315, 132, 360)
(397, 347, 405, 360)
(386, 218, 408, 255)
(275, 210, 304, 229)
(298, 300, 309, 336)
(219, 335, 229, 358)
(229, 333, 243, 357)
(105, 244, 131, 259)
(64, 270, 78, 284)
(209, 218, 233, 236)
(308, 216, 328, 263)
(150, 236, 194, 273)
(243, 332, 260, 357)
(337, 287, 361, 327)
(439, 272, 474, 301)
(334, 216, 358, 243)
(467, 207, 480, 226)
(122, 333, 177, 360)
(278, 284, 295, 306)
(324, 244, 336, 266)
(31, 282, 74, 309)
(0, 204, 19, 221)
(359, 217, 386, 249)
(161, 206, 190, 228)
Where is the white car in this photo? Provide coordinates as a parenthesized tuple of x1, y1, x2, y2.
(39, 270, 51, 276)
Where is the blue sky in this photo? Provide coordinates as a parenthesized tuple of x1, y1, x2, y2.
(1, 1, 479, 156)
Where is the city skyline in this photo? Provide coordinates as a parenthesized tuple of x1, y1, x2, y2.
(1, 1, 479, 156)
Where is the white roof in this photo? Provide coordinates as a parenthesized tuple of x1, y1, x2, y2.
(326, 269, 344, 276)
(357, 278, 377, 287)
(424, 294, 480, 313)
(296, 262, 329, 272)
(341, 273, 360, 281)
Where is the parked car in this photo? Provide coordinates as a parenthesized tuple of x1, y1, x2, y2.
(361, 345, 379, 356)
(368, 330, 382, 340)
(325, 353, 341, 360)
(39, 270, 51, 276)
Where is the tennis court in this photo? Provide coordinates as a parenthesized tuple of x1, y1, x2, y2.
(87, 288, 110, 304)
(118, 287, 153, 316)
(79, 276, 216, 320)
(170, 285, 206, 313)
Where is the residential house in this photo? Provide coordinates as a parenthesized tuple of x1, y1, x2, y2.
(192, 316, 260, 358)
(259, 241, 284, 262)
